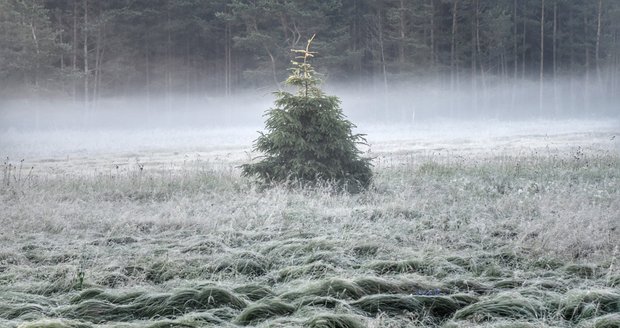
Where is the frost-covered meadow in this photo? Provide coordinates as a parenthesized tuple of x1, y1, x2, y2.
(1, 119, 619, 327)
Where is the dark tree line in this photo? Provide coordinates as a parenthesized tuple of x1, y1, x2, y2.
(1, 0, 619, 116)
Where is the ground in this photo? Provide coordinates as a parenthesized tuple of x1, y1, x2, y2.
(1, 120, 619, 327)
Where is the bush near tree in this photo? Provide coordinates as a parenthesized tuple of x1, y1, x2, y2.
(241, 35, 372, 191)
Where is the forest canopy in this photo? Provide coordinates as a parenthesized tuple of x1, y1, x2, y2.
(0, 0, 618, 117)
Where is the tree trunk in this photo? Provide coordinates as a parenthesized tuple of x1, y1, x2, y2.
(265, 47, 280, 90)
(30, 22, 40, 88)
(595, 0, 602, 84)
(430, 0, 435, 69)
(398, 0, 406, 69)
(522, 2, 527, 80)
(93, 28, 99, 106)
(351, 0, 360, 87)
(145, 39, 150, 110)
(474, 0, 486, 113)
(83, 0, 89, 109)
(57, 12, 65, 96)
(584, 14, 590, 112)
(58, 13, 64, 71)
(185, 39, 190, 110)
(552, 1, 557, 79)
(378, 12, 389, 120)
(372, 8, 389, 120)
(569, 5, 576, 114)
(539, 0, 545, 116)
(553, 0, 558, 116)
(73, 0, 78, 103)
(512, 0, 518, 110)
(166, 5, 171, 111)
(30, 19, 41, 129)
(450, 0, 459, 116)
(471, 0, 478, 114)
(613, 29, 618, 99)
(477, 1, 486, 96)
(225, 21, 232, 96)
(513, 0, 518, 80)
(614, 30, 619, 99)
(94, 20, 104, 107)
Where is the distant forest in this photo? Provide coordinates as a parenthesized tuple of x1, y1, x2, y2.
(1, 0, 619, 114)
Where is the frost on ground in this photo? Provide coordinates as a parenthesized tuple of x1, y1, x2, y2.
(0, 120, 619, 327)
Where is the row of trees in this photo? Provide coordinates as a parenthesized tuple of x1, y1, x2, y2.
(1, 0, 619, 116)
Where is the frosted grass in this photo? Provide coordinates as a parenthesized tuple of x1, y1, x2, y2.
(0, 121, 618, 327)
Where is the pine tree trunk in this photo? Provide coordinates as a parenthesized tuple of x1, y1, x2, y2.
(451, 0, 459, 116)
(94, 21, 104, 107)
(225, 21, 232, 96)
(58, 12, 65, 96)
(145, 39, 150, 110)
(512, 0, 518, 110)
(72, 0, 78, 103)
(83, 0, 89, 109)
(584, 14, 590, 113)
(553, 1, 558, 116)
(613, 30, 618, 98)
(185, 39, 190, 110)
(539, 0, 545, 116)
(569, 6, 576, 114)
(514, 0, 518, 80)
(552, 2, 557, 78)
(58, 13, 64, 71)
(166, 5, 171, 111)
(378, 12, 389, 120)
(30, 22, 40, 88)
(475, 0, 486, 113)
(352, 0, 361, 88)
(398, 0, 406, 70)
(595, 0, 602, 84)
(265, 47, 280, 90)
(30, 18, 41, 128)
(430, 0, 435, 70)
(522, 2, 527, 80)
(471, 1, 478, 114)
(94, 28, 99, 106)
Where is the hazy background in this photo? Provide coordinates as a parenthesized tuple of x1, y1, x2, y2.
(2, 77, 618, 130)
(1, 0, 619, 158)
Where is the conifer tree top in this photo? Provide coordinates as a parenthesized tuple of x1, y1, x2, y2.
(285, 34, 321, 97)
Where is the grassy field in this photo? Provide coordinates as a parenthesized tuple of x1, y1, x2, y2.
(1, 125, 619, 327)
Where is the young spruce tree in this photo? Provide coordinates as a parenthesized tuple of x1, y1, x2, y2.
(242, 35, 372, 190)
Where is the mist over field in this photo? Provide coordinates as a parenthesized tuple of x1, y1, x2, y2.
(2, 75, 619, 128)
(2, 76, 618, 159)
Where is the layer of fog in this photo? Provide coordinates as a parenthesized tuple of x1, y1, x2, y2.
(1, 78, 618, 159)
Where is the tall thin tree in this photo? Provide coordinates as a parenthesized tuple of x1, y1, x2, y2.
(83, 0, 88, 109)
(539, 0, 545, 115)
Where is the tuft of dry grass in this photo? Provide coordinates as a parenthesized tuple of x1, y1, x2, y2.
(234, 300, 295, 325)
